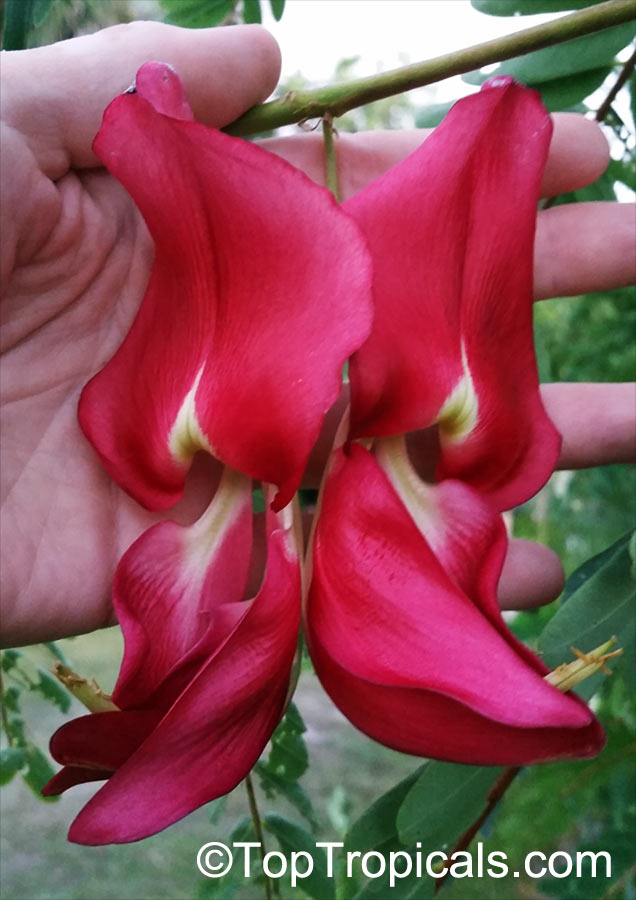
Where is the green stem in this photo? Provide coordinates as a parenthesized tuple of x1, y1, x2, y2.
(322, 114, 341, 202)
(0, 667, 14, 747)
(225, 0, 636, 136)
(245, 773, 273, 900)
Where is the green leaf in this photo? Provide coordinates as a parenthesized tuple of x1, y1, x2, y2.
(43, 641, 71, 667)
(264, 814, 332, 900)
(242, 0, 262, 24)
(351, 852, 435, 900)
(415, 100, 456, 128)
(254, 763, 318, 829)
(2, 686, 22, 714)
(259, 702, 308, 781)
(2, 0, 35, 50)
(1, 649, 22, 672)
(346, 766, 424, 854)
(463, 23, 633, 85)
(471, 0, 599, 15)
(269, 0, 285, 20)
(31, 0, 52, 28)
(21, 743, 58, 802)
(159, 0, 235, 28)
(0, 747, 27, 786)
(32, 669, 71, 713)
(397, 762, 503, 848)
(535, 66, 612, 111)
(539, 531, 636, 697)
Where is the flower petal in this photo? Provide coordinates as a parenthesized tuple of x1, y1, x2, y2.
(305, 444, 604, 765)
(80, 62, 372, 512)
(111, 466, 253, 709)
(345, 78, 560, 510)
(67, 499, 301, 845)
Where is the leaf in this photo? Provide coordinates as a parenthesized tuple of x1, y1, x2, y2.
(159, 0, 236, 28)
(254, 763, 318, 829)
(463, 23, 633, 85)
(264, 814, 332, 900)
(43, 641, 71, 667)
(471, 0, 599, 15)
(32, 669, 71, 713)
(242, 0, 262, 24)
(0, 747, 27, 786)
(259, 702, 308, 781)
(415, 100, 456, 129)
(2, 0, 35, 50)
(351, 851, 435, 900)
(1, 649, 22, 672)
(269, 0, 285, 20)
(535, 66, 611, 111)
(2, 686, 22, 714)
(346, 766, 424, 854)
(21, 743, 58, 802)
(397, 762, 503, 848)
(538, 531, 636, 697)
(31, 0, 52, 28)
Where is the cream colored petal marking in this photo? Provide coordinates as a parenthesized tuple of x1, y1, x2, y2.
(436, 343, 479, 442)
(169, 365, 215, 463)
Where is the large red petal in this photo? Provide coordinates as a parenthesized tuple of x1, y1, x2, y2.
(80, 63, 372, 512)
(112, 466, 253, 709)
(346, 78, 560, 510)
(305, 444, 603, 764)
(67, 501, 301, 845)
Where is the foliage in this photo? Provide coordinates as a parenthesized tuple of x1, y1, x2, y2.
(0, 645, 70, 800)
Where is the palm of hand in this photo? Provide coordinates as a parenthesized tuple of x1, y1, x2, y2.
(1, 153, 162, 640)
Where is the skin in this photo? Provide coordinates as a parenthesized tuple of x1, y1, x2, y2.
(1, 23, 634, 647)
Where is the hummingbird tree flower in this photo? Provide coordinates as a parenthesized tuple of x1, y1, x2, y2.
(43, 62, 372, 844)
(305, 78, 604, 765)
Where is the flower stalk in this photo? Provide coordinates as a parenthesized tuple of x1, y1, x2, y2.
(225, 0, 636, 136)
(245, 773, 273, 900)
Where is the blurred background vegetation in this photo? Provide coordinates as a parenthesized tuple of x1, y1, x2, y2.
(1, 1, 634, 899)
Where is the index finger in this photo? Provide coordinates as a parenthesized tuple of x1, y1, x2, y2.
(1, 22, 281, 178)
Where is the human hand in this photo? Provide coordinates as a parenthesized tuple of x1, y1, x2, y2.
(1, 23, 634, 648)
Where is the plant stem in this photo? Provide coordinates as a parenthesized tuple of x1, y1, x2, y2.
(434, 766, 521, 893)
(595, 44, 636, 122)
(225, 0, 635, 136)
(0, 666, 14, 747)
(245, 772, 273, 900)
(322, 114, 341, 202)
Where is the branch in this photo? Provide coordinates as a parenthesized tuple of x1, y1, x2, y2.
(595, 43, 636, 121)
(225, 0, 636, 136)
(434, 766, 522, 893)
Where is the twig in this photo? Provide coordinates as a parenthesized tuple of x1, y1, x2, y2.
(322, 114, 341, 202)
(595, 44, 636, 122)
(225, 1, 636, 136)
(245, 772, 273, 900)
(434, 766, 522, 893)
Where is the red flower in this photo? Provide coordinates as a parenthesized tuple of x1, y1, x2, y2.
(305, 79, 604, 765)
(43, 63, 372, 844)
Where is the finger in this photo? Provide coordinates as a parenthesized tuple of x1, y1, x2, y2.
(497, 538, 564, 610)
(261, 113, 608, 201)
(534, 202, 636, 299)
(542, 382, 636, 469)
(2, 22, 281, 177)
